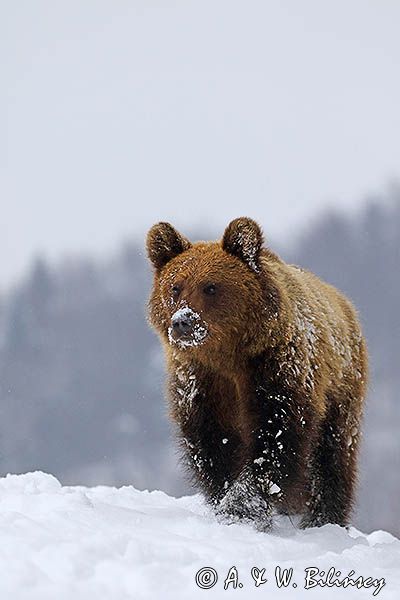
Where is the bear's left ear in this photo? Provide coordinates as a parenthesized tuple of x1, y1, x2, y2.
(146, 222, 191, 269)
(222, 217, 264, 271)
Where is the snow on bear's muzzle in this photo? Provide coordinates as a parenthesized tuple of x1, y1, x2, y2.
(168, 306, 208, 348)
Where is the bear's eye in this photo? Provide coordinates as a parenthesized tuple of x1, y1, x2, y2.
(203, 283, 217, 296)
(171, 284, 181, 298)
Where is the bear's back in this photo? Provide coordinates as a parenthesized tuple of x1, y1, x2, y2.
(260, 251, 367, 404)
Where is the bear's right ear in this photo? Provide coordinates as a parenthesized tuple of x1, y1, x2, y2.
(222, 217, 264, 271)
(146, 222, 191, 269)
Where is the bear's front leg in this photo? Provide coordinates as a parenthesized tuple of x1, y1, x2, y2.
(169, 363, 246, 504)
(215, 466, 273, 531)
(217, 377, 314, 530)
(250, 382, 314, 515)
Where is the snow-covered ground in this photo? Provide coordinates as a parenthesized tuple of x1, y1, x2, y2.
(0, 472, 398, 600)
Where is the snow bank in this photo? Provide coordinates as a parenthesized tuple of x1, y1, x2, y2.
(0, 472, 398, 600)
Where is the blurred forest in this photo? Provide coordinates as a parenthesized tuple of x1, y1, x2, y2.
(0, 193, 399, 535)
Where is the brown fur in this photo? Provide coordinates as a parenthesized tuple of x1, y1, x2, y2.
(146, 217, 368, 530)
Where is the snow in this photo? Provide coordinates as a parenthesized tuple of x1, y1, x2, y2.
(167, 306, 208, 348)
(269, 482, 281, 494)
(0, 472, 399, 600)
(234, 231, 260, 272)
(175, 366, 198, 413)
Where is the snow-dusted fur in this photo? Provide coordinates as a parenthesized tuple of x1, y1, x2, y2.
(146, 217, 368, 531)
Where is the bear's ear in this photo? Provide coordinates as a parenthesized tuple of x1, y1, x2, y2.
(146, 222, 191, 269)
(222, 217, 264, 271)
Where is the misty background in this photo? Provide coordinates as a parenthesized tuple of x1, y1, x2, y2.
(1, 2, 399, 535)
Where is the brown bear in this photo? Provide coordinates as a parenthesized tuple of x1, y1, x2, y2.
(146, 217, 368, 530)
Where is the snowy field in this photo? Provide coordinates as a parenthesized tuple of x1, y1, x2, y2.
(0, 472, 398, 600)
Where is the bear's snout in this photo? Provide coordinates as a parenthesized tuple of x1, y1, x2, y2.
(172, 311, 194, 337)
(168, 307, 208, 348)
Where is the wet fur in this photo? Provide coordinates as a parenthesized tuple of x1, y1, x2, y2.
(146, 218, 368, 530)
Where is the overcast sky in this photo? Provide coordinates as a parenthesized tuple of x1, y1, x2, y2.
(2, 1, 400, 288)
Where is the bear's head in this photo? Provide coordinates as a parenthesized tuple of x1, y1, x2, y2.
(146, 217, 281, 368)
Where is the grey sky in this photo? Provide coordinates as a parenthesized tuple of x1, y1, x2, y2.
(2, 1, 400, 288)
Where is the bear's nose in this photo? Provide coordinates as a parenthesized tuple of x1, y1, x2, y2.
(172, 314, 193, 336)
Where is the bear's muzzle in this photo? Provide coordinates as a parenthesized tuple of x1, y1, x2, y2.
(168, 307, 208, 348)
